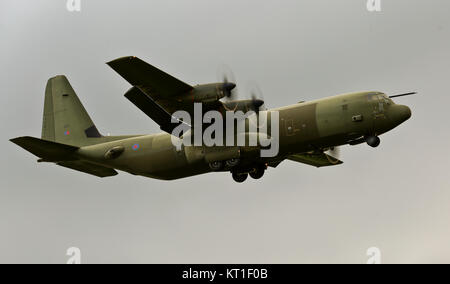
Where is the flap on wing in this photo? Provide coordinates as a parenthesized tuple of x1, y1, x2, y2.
(107, 56, 193, 99)
(57, 161, 118, 178)
(288, 152, 343, 168)
(124, 86, 190, 134)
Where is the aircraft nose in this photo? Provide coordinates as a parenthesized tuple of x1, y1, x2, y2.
(399, 105, 412, 121)
(391, 104, 412, 125)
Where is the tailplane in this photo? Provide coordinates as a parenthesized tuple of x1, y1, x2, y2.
(10, 136, 78, 162)
(10, 136, 118, 178)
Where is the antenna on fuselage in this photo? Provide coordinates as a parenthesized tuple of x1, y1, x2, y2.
(389, 92, 418, 99)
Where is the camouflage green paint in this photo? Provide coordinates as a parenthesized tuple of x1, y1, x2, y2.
(12, 76, 411, 181)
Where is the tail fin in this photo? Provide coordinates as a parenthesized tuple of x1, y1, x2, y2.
(42, 75, 102, 146)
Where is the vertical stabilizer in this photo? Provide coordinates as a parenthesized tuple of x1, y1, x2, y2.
(41, 75, 102, 146)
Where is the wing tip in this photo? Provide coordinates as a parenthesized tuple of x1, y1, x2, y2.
(106, 56, 139, 66)
(10, 136, 31, 145)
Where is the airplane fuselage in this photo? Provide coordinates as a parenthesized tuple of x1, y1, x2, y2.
(76, 91, 411, 180)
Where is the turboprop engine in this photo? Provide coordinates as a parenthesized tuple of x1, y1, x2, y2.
(174, 82, 236, 104)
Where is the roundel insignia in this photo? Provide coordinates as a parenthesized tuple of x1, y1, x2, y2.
(64, 130, 70, 136)
(132, 144, 140, 151)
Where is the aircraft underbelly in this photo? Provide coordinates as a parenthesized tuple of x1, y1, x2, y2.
(130, 137, 212, 180)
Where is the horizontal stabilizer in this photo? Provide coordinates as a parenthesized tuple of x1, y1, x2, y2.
(10, 136, 78, 162)
(57, 161, 118, 178)
(288, 152, 343, 168)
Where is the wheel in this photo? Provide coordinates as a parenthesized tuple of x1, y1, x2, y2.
(232, 172, 248, 183)
(225, 158, 240, 168)
(209, 161, 223, 171)
(365, 136, 380, 148)
(249, 167, 265, 180)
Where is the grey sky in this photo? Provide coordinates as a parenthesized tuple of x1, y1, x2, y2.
(1, 0, 450, 263)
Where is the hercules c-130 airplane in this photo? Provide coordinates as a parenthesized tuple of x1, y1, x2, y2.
(10, 56, 413, 182)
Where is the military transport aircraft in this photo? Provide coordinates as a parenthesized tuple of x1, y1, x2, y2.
(10, 56, 413, 182)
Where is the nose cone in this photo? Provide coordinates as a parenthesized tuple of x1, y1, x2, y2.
(223, 82, 236, 91)
(399, 105, 412, 121)
(253, 99, 265, 108)
(391, 104, 412, 125)
(222, 82, 237, 98)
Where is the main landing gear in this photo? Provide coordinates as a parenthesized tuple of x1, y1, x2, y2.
(209, 161, 223, 171)
(209, 159, 267, 183)
(209, 158, 241, 171)
(232, 172, 248, 183)
(231, 165, 266, 183)
(249, 166, 265, 180)
(365, 136, 381, 148)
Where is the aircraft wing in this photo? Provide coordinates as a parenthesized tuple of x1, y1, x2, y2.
(287, 152, 343, 168)
(124, 86, 190, 134)
(108, 56, 195, 134)
(107, 56, 193, 100)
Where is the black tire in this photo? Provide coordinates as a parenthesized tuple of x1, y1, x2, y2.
(209, 161, 223, 171)
(249, 167, 265, 180)
(232, 172, 248, 183)
(225, 158, 240, 168)
(365, 136, 381, 148)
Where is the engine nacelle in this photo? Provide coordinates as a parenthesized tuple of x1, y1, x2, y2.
(174, 83, 236, 104)
(222, 99, 265, 112)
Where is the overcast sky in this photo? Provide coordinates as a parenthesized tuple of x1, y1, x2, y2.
(1, 0, 450, 263)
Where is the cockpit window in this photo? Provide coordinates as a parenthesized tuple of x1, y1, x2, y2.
(380, 94, 394, 105)
(367, 93, 394, 105)
(367, 93, 379, 101)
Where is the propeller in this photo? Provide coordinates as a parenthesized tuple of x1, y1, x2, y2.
(217, 65, 237, 100)
(247, 83, 265, 114)
(389, 92, 417, 99)
(217, 65, 266, 113)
